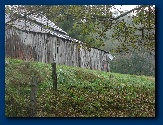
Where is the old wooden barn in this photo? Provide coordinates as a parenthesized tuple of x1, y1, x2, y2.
(5, 12, 114, 72)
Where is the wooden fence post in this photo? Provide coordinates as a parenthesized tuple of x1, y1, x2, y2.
(51, 62, 57, 90)
(30, 77, 38, 117)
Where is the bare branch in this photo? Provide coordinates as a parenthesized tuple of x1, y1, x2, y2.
(5, 6, 52, 24)
(111, 5, 148, 21)
(99, 5, 148, 37)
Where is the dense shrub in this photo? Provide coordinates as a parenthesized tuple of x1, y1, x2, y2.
(110, 50, 155, 76)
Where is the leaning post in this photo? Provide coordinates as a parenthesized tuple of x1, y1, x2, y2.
(51, 62, 57, 90)
(30, 76, 38, 117)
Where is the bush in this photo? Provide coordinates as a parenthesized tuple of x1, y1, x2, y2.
(110, 50, 155, 76)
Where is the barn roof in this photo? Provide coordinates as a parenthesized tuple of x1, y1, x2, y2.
(5, 10, 113, 60)
(5, 13, 79, 42)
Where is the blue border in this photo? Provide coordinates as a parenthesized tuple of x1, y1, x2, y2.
(1, 0, 162, 125)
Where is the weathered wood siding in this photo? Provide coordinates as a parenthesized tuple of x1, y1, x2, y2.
(5, 26, 111, 71)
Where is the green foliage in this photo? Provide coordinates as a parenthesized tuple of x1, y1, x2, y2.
(112, 6, 155, 53)
(5, 58, 155, 117)
(110, 50, 155, 76)
(48, 5, 155, 52)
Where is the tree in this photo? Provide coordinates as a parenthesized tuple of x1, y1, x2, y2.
(111, 5, 155, 54)
(5, 5, 155, 53)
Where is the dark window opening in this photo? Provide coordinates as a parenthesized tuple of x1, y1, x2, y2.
(57, 47, 59, 53)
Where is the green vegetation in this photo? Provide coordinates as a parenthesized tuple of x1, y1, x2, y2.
(5, 58, 155, 117)
(110, 50, 155, 76)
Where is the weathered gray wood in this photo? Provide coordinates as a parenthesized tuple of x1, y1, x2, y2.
(50, 37, 53, 63)
(62, 40, 66, 65)
(5, 26, 112, 72)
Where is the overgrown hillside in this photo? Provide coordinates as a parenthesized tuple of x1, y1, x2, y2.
(5, 58, 155, 117)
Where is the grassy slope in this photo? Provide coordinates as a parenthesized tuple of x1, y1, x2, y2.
(5, 58, 155, 117)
